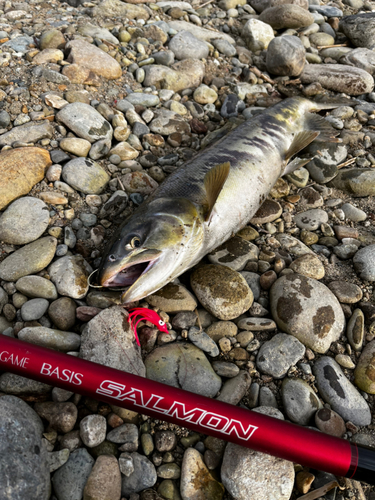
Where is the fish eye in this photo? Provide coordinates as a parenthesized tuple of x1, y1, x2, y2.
(129, 236, 141, 249)
(159, 320, 165, 326)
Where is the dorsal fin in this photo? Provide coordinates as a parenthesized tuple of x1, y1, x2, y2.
(203, 162, 230, 222)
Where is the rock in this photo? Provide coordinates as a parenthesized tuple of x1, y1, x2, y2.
(0, 148, 52, 210)
(315, 408, 346, 438)
(206, 321, 238, 341)
(276, 233, 313, 257)
(250, 199, 282, 224)
(294, 209, 328, 231)
(168, 20, 235, 43)
(83, 455, 121, 500)
(121, 171, 158, 194)
(353, 245, 375, 281)
(259, 4, 314, 29)
(107, 424, 138, 449)
(216, 370, 251, 405)
(300, 64, 374, 96)
(33, 48, 64, 65)
(169, 30, 209, 60)
(21, 298, 49, 321)
(0, 373, 52, 397)
(340, 48, 375, 75)
(80, 415, 107, 448)
(34, 401, 77, 433)
(193, 84, 218, 105)
(212, 39, 236, 56)
(341, 203, 367, 222)
(339, 13, 375, 49)
(270, 274, 345, 353)
(92, 0, 150, 19)
(39, 29, 66, 49)
(62, 157, 110, 194)
(191, 264, 254, 320)
(237, 317, 276, 331)
(208, 237, 259, 271)
(180, 448, 224, 500)
(188, 326, 220, 356)
(80, 306, 146, 376)
(149, 108, 191, 135)
(242, 19, 274, 52)
(327, 281, 363, 303)
(0, 122, 53, 148)
(57, 103, 113, 144)
(220, 94, 245, 118)
(18, 326, 81, 352)
(0, 395, 49, 500)
(78, 24, 119, 45)
(289, 254, 325, 280)
(145, 283, 197, 312)
(125, 93, 160, 107)
(145, 343, 221, 397)
(48, 297, 77, 331)
(0, 197, 49, 245)
(281, 377, 322, 425)
(0, 236, 57, 281)
(60, 138, 91, 157)
(266, 36, 305, 76)
(314, 356, 371, 426)
(354, 340, 375, 394)
(109, 142, 139, 161)
(48, 255, 92, 300)
(256, 333, 305, 378)
(347, 309, 364, 351)
(52, 448, 95, 500)
(121, 453, 157, 496)
(143, 59, 205, 92)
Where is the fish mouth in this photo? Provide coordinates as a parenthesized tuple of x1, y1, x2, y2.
(99, 249, 162, 288)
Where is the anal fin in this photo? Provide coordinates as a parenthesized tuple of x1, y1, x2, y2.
(203, 162, 230, 222)
(283, 156, 311, 176)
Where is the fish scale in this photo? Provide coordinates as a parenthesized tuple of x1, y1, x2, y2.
(98, 97, 341, 304)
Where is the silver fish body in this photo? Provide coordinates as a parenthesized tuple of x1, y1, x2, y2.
(98, 97, 339, 303)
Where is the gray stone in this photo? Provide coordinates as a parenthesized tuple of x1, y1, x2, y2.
(78, 23, 119, 44)
(275, 233, 314, 257)
(294, 209, 328, 231)
(313, 356, 371, 426)
(256, 333, 305, 378)
(0, 373, 51, 396)
(143, 59, 205, 93)
(80, 415, 107, 448)
(48, 255, 92, 299)
(240, 272, 261, 301)
(242, 18, 274, 52)
(188, 326, 220, 356)
(121, 453, 157, 496)
(145, 343, 222, 397)
(266, 36, 305, 76)
(212, 361, 240, 378)
(328, 168, 375, 197)
(270, 274, 345, 353)
(0, 197, 49, 245)
(341, 48, 375, 75)
(341, 203, 367, 222)
(149, 108, 191, 135)
(237, 317, 277, 331)
(259, 386, 278, 408)
(57, 103, 113, 143)
(62, 157, 110, 194)
(169, 30, 209, 60)
(282, 377, 322, 425)
(0, 395, 49, 500)
(168, 20, 235, 43)
(216, 370, 251, 405)
(125, 93, 160, 107)
(339, 13, 375, 49)
(18, 326, 81, 352)
(353, 245, 375, 281)
(212, 39, 236, 56)
(2, 35, 33, 53)
(0, 120, 53, 147)
(16, 276, 58, 300)
(145, 283, 197, 313)
(208, 236, 259, 271)
(21, 298, 49, 321)
(52, 448, 94, 500)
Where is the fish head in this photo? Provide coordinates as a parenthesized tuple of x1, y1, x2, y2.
(98, 198, 204, 304)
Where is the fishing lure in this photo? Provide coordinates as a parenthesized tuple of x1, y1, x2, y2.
(128, 307, 169, 346)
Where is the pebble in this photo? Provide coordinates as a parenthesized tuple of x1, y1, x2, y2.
(191, 264, 254, 320)
(208, 236, 259, 271)
(62, 157, 110, 194)
(315, 407, 346, 438)
(327, 281, 363, 303)
(216, 370, 251, 405)
(169, 30, 209, 60)
(48, 255, 92, 300)
(83, 455, 121, 500)
(250, 199, 282, 224)
(341, 203, 367, 222)
(15, 276, 58, 300)
(266, 36, 305, 76)
(121, 452, 157, 496)
(48, 297, 77, 331)
(339, 13, 375, 49)
(145, 343, 222, 397)
(188, 326, 220, 356)
(18, 326, 81, 352)
(353, 244, 375, 281)
(259, 4, 314, 29)
(143, 59, 205, 92)
(257, 333, 305, 378)
(146, 282, 197, 312)
(294, 209, 328, 231)
(52, 448, 95, 500)
(34, 401, 77, 434)
(347, 308, 364, 351)
(180, 448, 224, 500)
(282, 377, 322, 425)
(289, 254, 325, 280)
(21, 298, 49, 321)
(313, 356, 371, 426)
(80, 415, 107, 448)
(270, 274, 345, 353)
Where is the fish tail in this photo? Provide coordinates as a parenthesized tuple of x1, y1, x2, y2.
(309, 95, 360, 111)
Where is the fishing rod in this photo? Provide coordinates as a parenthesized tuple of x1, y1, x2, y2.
(1, 335, 375, 485)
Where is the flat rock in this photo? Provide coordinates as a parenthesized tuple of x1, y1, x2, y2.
(237, 317, 276, 331)
(327, 280, 363, 303)
(0, 148, 52, 210)
(0, 122, 53, 148)
(145, 343, 222, 397)
(259, 4, 314, 29)
(191, 264, 254, 321)
(300, 64, 374, 96)
(313, 356, 371, 426)
(78, 24, 119, 45)
(208, 236, 259, 271)
(354, 340, 375, 394)
(0, 236, 57, 281)
(57, 103, 113, 143)
(353, 244, 375, 281)
(270, 274, 345, 353)
(339, 13, 375, 49)
(121, 171, 158, 195)
(143, 59, 205, 92)
(80, 306, 146, 376)
(169, 30, 209, 60)
(0, 395, 49, 500)
(0, 373, 52, 396)
(21, 298, 49, 321)
(180, 448, 224, 500)
(347, 308, 364, 352)
(282, 377, 322, 425)
(0, 197, 49, 244)
(256, 333, 305, 378)
(216, 370, 251, 405)
(275, 233, 313, 257)
(145, 283, 197, 312)
(92, 0, 150, 19)
(168, 20, 235, 43)
(62, 157, 110, 194)
(328, 168, 375, 196)
(52, 448, 94, 500)
(250, 0, 309, 12)
(18, 326, 81, 352)
(48, 255, 92, 299)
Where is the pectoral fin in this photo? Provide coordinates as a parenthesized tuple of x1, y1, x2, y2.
(203, 162, 230, 221)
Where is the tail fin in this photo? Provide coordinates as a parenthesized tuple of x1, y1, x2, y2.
(310, 95, 361, 111)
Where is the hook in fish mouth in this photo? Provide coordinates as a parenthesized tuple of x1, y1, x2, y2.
(88, 268, 129, 292)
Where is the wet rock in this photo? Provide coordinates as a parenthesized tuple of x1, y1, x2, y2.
(208, 236, 259, 271)
(18, 326, 81, 352)
(121, 453, 157, 496)
(146, 283, 197, 312)
(270, 274, 345, 353)
(48, 255, 92, 300)
(259, 4, 314, 29)
(0, 236, 57, 281)
(180, 448, 224, 500)
(169, 30, 209, 60)
(191, 264, 254, 320)
(256, 333, 305, 378)
(0, 197, 49, 245)
(266, 36, 305, 76)
(145, 343, 221, 397)
(0, 148, 52, 210)
(0, 395, 49, 500)
(143, 59, 205, 92)
(300, 64, 374, 96)
(83, 455, 121, 500)
(80, 306, 146, 376)
(52, 448, 94, 500)
(242, 18, 274, 52)
(314, 356, 371, 426)
(353, 245, 375, 281)
(281, 377, 322, 425)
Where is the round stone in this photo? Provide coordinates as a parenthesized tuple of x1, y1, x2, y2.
(242, 18, 274, 52)
(289, 254, 325, 280)
(266, 36, 306, 77)
(354, 340, 375, 394)
(282, 377, 322, 425)
(353, 244, 375, 281)
(168, 30, 209, 60)
(208, 237, 259, 271)
(121, 452, 157, 497)
(48, 297, 77, 331)
(48, 255, 92, 300)
(16, 276, 57, 300)
(62, 157, 110, 195)
(193, 85, 218, 105)
(256, 333, 305, 379)
(181, 448, 224, 500)
(83, 455, 121, 500)
(0, 197, 49, 245)
(59, 138, 91, 157)
(270, 274, 345, 353)
(315, 408, 346, 438)
(190, 264, 254, 321)
(294, 209, 328, 231)
(21, 298, 49, 321)
(80, 414, 107, 448)
(259, 4, 314, 29)
(327, 280, 363, 303)
(145, 283, 197, 312)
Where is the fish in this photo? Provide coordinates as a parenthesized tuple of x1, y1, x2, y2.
(98, 97, 341, 304)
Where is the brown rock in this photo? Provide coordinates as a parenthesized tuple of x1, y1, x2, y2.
(83, 455, 121, 500)
(251, 199, 282, 224)
(121, 171, 158, 195)
(0, 148, 51, 210)
(315, 408, 346, 437)
(259, 4, 314, 29)
(92, 0, 151, 19)
(39, 29, 66, 50)
(63, 39, 122, 83)
(48, 297, 77, 331)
